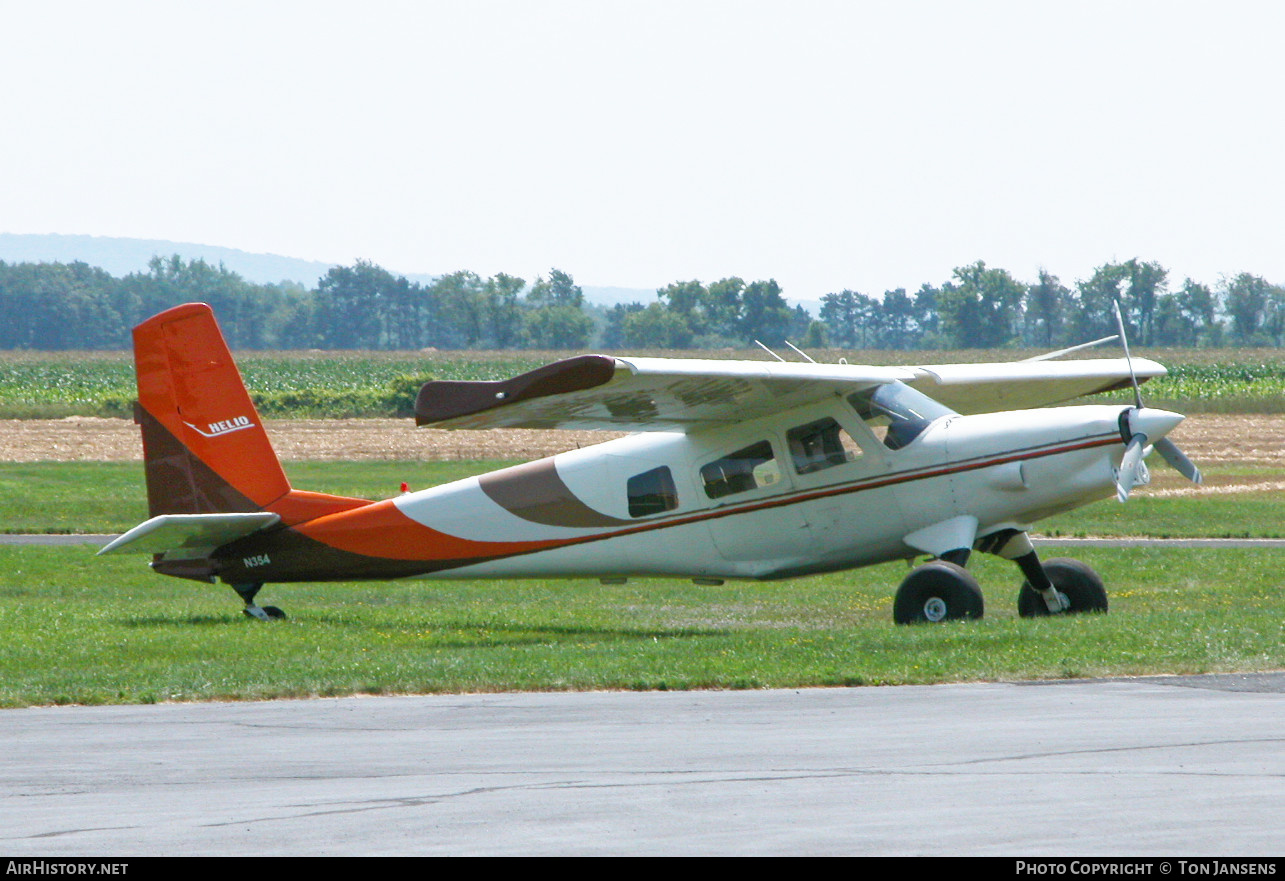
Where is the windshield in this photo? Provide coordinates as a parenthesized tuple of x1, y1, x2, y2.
(848, 381, 956, 450)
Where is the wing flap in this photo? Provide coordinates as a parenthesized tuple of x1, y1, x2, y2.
(97, 512, 281, 559)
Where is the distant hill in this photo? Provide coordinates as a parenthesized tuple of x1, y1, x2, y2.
(0, 233, 338, 287)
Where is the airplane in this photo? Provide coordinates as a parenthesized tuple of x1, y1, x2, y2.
(99, 301, 1202, 625)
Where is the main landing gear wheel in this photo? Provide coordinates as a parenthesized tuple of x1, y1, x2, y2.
(893, 560, 984, 625)
(1017, 558, 1108, 617)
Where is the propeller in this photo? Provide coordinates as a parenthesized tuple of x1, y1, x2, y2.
(1111, 301, 1203, 502)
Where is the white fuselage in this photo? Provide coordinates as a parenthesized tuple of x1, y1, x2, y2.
(387, 400, 1130, 581)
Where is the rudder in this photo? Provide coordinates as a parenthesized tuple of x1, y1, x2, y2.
(133, 303, 292, 516)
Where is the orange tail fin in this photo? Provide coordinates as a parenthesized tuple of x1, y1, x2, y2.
(132, 303, 367, 523)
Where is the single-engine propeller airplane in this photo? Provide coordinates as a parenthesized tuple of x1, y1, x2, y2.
(100, 302, 1201, 624)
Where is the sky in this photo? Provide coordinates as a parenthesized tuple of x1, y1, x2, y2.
(2, 0, 1283, 303)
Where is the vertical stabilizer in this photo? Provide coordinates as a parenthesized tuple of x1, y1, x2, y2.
(133, 303, 291, 516)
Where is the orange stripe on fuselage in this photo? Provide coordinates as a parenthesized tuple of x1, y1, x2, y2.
(291, 497, 565, 562)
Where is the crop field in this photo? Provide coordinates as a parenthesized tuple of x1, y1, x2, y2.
(4, 347, 1285, 417)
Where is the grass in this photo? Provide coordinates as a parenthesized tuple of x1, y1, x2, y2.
(2, 545, 1283, 707)
(0, 460, 520, 533)
(0, 460, 1280, 706)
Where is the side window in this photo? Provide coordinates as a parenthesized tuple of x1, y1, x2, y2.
(700, 440, 780, 499)
(627, 466, 679, 517)
(787, 417, 862, 474)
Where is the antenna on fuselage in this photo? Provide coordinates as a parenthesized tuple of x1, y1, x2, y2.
(783, 341, 818, 363)
(754, 340, 787, 362)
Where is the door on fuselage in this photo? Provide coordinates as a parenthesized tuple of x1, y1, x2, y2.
(698, 433, 811, 567)
(778, 404, 908, 569)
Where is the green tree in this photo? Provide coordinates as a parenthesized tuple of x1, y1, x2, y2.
(1223, 273, 1278, 345)
(657, 280, 707, 336)
(819, 289, 876, 348)
(523, 304, 593, 349)
(482, 272, 526, 348)
(1023, 269, 1069, 348)
(702, 277, 745, 341)
(738, 279, 791, 345)
(602, 302, 645, 348)
(937, 262, 1025, 348)
(622, 302, 694, 348)
(877, 288, 918, 349)
(433, 271, 486, 348)
(315, 260, 397, 348)
(527, 268, 584, 308)
(1072, 262, 1130, 342)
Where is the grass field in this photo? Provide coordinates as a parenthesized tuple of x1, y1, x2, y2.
(3, 544, 1283, 707)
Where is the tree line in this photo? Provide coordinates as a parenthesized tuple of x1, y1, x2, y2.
(0, 254, 1282, 351)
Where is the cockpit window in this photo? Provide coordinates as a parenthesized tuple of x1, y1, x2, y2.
(700, 440, 780, 499)
(848, 381, 956, 451)
(787, 417, 862, 474)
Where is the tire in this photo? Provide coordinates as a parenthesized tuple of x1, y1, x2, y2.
(1017, 558, 1108, 617)
(893, 561, 985, 625)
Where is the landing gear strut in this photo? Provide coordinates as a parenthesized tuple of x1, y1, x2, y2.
(231, 582, 287, 621)
(979, 530, 1108, 617)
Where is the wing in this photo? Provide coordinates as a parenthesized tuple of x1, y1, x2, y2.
(416, 355, 914, 431)
(905, 357, 1165, 414)
(415, 353, 1164, 432)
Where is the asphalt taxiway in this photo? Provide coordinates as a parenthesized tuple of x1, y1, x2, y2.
(4, 674, 1284, 856)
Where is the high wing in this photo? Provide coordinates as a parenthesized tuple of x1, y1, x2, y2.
(417, 355, 914, 430)
(416, 353, 1164, 432)
(906, 357, 1165, 415)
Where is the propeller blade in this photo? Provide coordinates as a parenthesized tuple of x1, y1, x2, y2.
(1112, 300, 1143, 409)
(1154, 437, 1203, 485)
(1116, 433, 1148, 502)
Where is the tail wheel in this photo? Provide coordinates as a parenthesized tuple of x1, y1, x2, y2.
(893, 560, 984, 625)
(1017, 558, 1108, 617)
(232, 582, 287, 621)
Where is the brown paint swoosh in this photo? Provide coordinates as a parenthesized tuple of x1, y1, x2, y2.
(478, 458, 633, 528)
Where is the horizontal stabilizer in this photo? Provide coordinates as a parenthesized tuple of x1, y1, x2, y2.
(97, 512, 281, 558)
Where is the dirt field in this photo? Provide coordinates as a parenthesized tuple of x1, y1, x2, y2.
(1, 414, 1278, 474)
(0, 417, 626, 463)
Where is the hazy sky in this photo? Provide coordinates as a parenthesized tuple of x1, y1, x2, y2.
(2, 1, 1282, 301)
